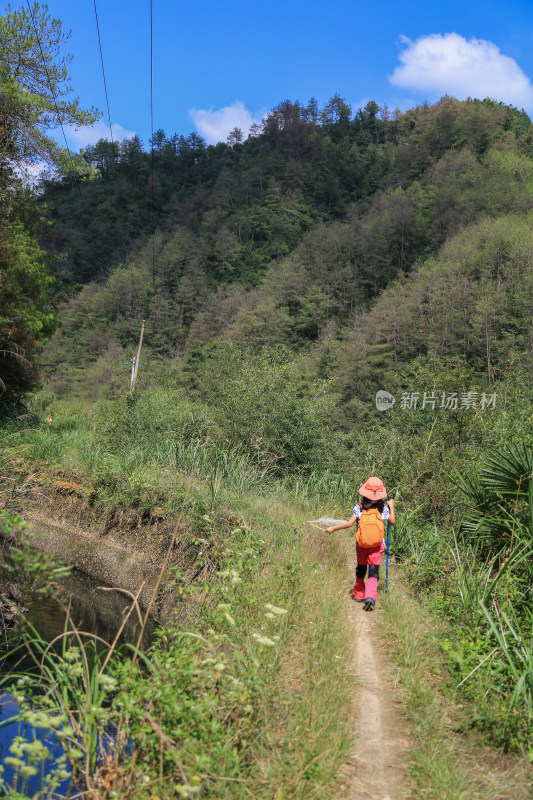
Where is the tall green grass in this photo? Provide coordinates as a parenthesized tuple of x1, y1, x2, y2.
(7, 399, 353, 514)
(393, 442, 533, 753)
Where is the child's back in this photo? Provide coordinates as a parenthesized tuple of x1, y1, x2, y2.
(326, 476, 395, 610)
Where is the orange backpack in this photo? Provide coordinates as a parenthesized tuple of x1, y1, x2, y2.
(356, 507, 385, 548)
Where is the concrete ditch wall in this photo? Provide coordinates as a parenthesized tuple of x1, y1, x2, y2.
(14, 511, 168, 612)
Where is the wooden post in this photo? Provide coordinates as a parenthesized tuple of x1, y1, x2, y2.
(129, 356, 136, 393)
(130, 319, 145, 393)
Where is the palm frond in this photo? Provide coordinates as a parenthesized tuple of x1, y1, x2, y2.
(452, 444, 533, 552)
(480, 443, 532, 497)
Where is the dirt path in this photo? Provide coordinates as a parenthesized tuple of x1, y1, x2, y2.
(338, 556, 412, 800)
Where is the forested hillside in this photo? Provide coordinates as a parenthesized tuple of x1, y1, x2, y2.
(39, 95, 533, 426)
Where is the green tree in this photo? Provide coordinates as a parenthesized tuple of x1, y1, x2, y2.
(0, 210, 59, 395)
(0, 3, 96, 406)
(197, 344, 337, 473)
(321, 94, 352, 126)
(0, 2, 97, 181)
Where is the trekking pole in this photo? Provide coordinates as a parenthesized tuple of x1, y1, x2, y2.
(385, 519, 390, 591)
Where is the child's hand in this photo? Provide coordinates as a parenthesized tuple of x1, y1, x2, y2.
(325, 526, 334, 533)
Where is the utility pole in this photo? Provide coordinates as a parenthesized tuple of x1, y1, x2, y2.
(130, 319, 145, 393)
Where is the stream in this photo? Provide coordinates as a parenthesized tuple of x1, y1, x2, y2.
(0, 561, 156, 796)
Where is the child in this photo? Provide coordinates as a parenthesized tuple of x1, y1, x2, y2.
(325, 476, 395, 611)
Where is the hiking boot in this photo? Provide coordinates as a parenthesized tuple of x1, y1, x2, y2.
(363, 598, 375, 612)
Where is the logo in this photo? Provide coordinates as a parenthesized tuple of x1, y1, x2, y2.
(375, 390, 395, 411)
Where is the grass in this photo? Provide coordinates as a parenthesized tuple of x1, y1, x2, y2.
(2, 403, 354, 518)
(243, 518, 353, 798)
(380, 572, 533, 800)
(392, 524, 533, 755)
(111, 492, 356, 799)
(4, 398, 532, 797)
(0, 466, 356, 799)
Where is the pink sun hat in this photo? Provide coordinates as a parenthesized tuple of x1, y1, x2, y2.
(358, 476, 387, 501)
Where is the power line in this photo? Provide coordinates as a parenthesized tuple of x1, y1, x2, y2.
(92, 0, 119, 196)
(150, 0, 154, 147)
(93, 0, 114, 148)
(25, 0, 87, 213)
(92, 0, 140, 307)
(149, 0, 157, 296)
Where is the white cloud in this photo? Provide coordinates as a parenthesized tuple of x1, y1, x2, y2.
(65, 121, 136, 149)
(389, 33, 533, 110)
(189, 101, 265, 145)
(15, 160, 52, 187)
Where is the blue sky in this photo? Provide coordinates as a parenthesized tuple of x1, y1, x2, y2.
(36, 0, 533, 149)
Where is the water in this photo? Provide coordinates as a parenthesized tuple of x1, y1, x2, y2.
(0, 562, 156, 797)
(0, 696, 69, 797)
(22, 567, 154, 650)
